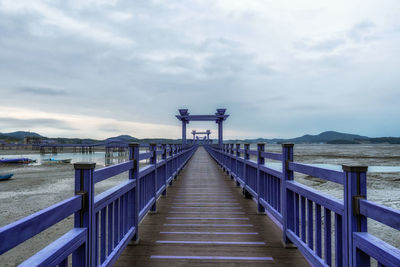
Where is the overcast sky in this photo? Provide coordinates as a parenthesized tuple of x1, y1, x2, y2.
(0, 0, 399, 139)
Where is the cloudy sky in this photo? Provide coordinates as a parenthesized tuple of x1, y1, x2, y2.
(0, 0, 399, 139)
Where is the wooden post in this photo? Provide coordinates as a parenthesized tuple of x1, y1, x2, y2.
(230, 144, 234, 179)
(257, 143, 265, 214)
(171, 144, 176, 181)
(150, 144, 157, 213)
(162, 144, 167, 196)
(222, 144, 229, 173)
(343, 165, 369, 267)
(282, 144, 294, 246)
(129, 143, 140, 244)
(235, 144, 241, 187)
(243, 144, 251, 199)
(73, 162, 96, 267)
(168, 144, 173, 185)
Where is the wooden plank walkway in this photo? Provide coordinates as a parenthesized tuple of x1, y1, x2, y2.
(115, 147, 309, 266)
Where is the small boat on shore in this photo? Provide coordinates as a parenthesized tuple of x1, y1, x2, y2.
(0, 158, 36, 164)
(42, 158, 72, 164)
(0, 174, 13, 181)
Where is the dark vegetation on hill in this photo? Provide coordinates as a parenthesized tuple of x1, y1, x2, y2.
(1, 130, 399, 144)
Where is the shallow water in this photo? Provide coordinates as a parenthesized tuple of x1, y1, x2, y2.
(0, 151, 125, 167)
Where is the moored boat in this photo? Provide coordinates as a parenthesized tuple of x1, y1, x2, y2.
(0, 158, 36, 164)
(42, 158, 72, 164)
(0, 174, 13, 180)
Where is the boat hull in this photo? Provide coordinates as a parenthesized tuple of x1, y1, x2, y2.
(0, 158, 34, 164)
(0, 174, 14, 180)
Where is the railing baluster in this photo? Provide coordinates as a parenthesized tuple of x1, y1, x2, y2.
(95, 212, 99, 266)
(316, 203, 322, 257)
(114, 199, 119, 247)
(119, 195, 124, 236)
(58, 258, 68, 267)
(107, 203, 113, 255)
(301, 196, 306, 242)
(307, 199, 313, 249)
(295, 193, 300, 235)
(335, 213, 343, 267)
(325, 208, 332, 266)
(100, 208, 106, 263)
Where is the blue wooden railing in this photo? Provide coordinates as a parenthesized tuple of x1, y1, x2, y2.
(0, 143, 197, 266)
(205, 143, 400, 267)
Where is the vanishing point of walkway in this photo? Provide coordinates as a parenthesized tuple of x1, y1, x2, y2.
(115, 147, 309, 266)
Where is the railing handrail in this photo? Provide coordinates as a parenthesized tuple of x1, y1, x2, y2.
(204, 143, 400, 267)
(0, 143, 198, 266)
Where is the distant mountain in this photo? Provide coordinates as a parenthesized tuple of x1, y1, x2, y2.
(3, 131, 43, 139)
(287, 131, 369, 143)
(105, 135, 139, 142)
(1, 130, 400, 145)
(227, 131, 399, 144)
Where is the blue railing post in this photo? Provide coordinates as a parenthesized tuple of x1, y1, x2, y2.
(177, 145, 181, 172)
(282, 144, 294, 245)
(343, 165, 369, 267)
(243, 143, 251, 199)
(170, 144, 175, 183)
(73, 162, 96, 267)
(235, 143, 241, 187)
(222, 144, 226, 172)
(150, 144, 157, 212)
(257, 143, 265, 213)
(162, 144, 167, 196)
(230, 143, 234, 179)
(129, 143, 140, 244)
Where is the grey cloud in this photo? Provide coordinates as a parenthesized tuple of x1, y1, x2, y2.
(0, 1, 398, 138)
(0, 117, 77, 130)
(17, 87, 67, 96)
(347, 20, 375, 41)
(295, 20, 376, 53)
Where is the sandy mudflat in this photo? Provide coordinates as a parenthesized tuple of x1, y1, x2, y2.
(0, 154, 128, 266)
(0, 145, 399, 266)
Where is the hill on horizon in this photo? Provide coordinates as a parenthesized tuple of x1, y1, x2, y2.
(1, 130, 400, 144)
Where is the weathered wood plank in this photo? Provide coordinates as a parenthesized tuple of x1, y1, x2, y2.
(114, 147, 309, 266)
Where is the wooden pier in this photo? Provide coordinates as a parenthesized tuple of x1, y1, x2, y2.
(1, 108, 400, 266)
(115, 147, 308, 266)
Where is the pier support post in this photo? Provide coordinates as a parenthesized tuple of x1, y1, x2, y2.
(150, 144, 157, 213)
(243, 144, 252, 199)
(257, 143, 265, 214)
(73, 162, 96, 266)
(343, 165, 369, 267)
(217, 119, 223, 147)
(129, 143, 140, 244)
(182, 121, 187, 145)
(282, 144, 294, 246)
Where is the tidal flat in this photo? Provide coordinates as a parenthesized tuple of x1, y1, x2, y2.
(0, 144, 399, 266)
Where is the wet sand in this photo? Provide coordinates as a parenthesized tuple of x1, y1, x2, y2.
(0, 145, 399, 266)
